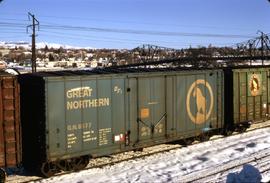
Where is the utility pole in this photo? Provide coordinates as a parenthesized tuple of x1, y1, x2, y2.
(248, 42, 252, 65)
(27, 12, 39, 73)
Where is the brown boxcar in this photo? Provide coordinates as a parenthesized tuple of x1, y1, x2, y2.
(0, 72, 21, 181)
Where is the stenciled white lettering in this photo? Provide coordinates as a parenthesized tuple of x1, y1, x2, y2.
(67, 98, 110, 110)
(66, 87, 93, 99)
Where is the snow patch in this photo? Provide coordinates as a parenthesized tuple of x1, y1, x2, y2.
(35, 127, 270, 183)
(0, 41, 94, 50)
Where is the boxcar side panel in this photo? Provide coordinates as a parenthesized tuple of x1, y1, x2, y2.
(111, 79, 126, 149)
(0, 76, 21, 168)
(217, 71, 224, 129)
(233, 72, 239, 123)
(168, 70, 223, 138)
(47, 80, 66, 157)
(239, 71, 247, 122)
(80, 79, 98, 152)
(126, 75, 167, 147)
(268, 69, 270, 116)
(136, 76, 166, 142)
(47, 76, 127, 160)
(165, 76, 175, 137)
(232, 68, 268, 124)
(127, 78, 138, 145)
(96, 79, 113, 147)
(261, 72, 267, 118)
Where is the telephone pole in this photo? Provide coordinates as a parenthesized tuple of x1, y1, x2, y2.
(27, 12, 39, 73)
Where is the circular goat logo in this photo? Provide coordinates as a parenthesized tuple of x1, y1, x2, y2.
(249, 74, 260, 96)
(186, 79, 214, 124)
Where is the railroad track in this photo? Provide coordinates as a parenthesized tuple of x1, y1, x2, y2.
(179, 148, 270, 182)
(6, 120, 270, 183)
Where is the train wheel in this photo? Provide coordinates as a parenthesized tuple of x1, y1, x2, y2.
(181, 138, 194, 146)
(223, 129, 233, 136)
(225, 130, 233, 136)
(0, 168, 6, 183)
(40, 162, 58, 177)
(238, 126, 247, 133)
(57, 160, 73, 172)
(73, 156, 89, 171)
(134, 148, 143, 152)
(199, 134, 210, 142)
(57, 156, 89, 172)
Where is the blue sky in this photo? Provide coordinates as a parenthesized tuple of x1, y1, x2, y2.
(0, 0, 269, 49)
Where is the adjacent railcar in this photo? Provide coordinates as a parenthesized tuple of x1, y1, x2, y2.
(224, 66, 270, 132)
(0, 73, 21, 182)
(19, 68, 224, 177)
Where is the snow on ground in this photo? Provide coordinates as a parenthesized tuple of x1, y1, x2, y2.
(33, 127, 270, 183)
(226, 164, 262, 183)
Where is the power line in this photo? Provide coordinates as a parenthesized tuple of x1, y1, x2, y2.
(39, 30, 236, 46)
(0, 20, 254, 39)
(0, 22, 27, 29)
(0, 31, 27, 34)
(0, 18, 266, 49)
(0, 21, 27, 25)
(0, 12, 26, 16)
(0, 13, 256, 32)
(35, 14, 270, 31)
(0, 13, 264, 32)
(0, 18, 28, 22)
(39, 24, 254, 39)
(0, 36, 27, 39)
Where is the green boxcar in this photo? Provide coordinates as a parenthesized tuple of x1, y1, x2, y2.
(128, 70, 224, 147)
(19, 69, 224, 176)
(224, 66, 270, 130)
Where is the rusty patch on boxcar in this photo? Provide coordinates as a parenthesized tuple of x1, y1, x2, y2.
(240, 106, 246, 114)
(140, 108, 150, 119)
